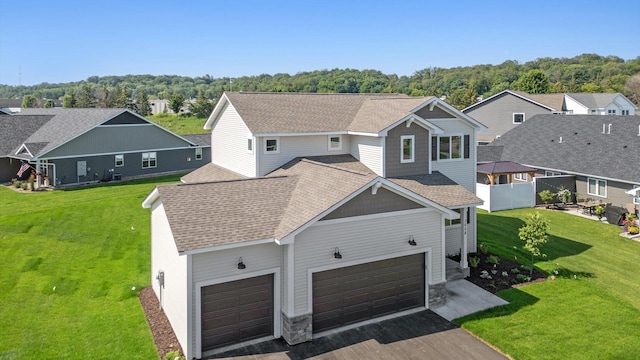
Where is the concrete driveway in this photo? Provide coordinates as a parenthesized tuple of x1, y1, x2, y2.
(207, 310, 508, 360)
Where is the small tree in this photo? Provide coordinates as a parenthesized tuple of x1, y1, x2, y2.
(135, 89, 152, 116)
(168, 93, 185, 114)
(189, 88, 213, 118)
(22, 94, 38, 108)
(43, 99, 55, 108)
(519, 212, 550, 275)
(62, 92, 76, 108)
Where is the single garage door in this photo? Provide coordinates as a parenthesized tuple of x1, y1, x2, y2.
(201, 274, 274, 351)
(313, 253, 425, 333)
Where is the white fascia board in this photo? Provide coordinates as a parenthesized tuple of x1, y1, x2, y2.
(626, 187, 640, 195)
(204, 92, 230, 129)
(14, 143, 33, 157)
(253, 131, 347, 137)
(463, 90, 555, 114)
(423, 98, 488, 130)
(141, 187, 160, 208)
(346, 131, 380, 137)
(564, 94, 589, 111)
(180, 237, 276, 255)
(379, 114, 444, 136)
(277, 177, 459, 244)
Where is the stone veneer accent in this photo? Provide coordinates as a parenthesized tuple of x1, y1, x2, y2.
(281, 312, 312, 345)
(429, 282, 447, 307)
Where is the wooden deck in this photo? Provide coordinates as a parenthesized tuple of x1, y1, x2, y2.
(207, 310, 507, 360)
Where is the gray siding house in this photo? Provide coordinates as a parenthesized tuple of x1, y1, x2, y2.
(1, 108, 210, 186)
(479, 114, 640, 211)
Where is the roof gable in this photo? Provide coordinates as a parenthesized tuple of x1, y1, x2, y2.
(463, 90, 558, 113)
(0, 114, 53, 156)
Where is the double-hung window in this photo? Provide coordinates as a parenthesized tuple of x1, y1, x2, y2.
(588, 178, 606, 197)
(142, 152, 156, 168)
(400, 135, 415, 163)
(115, 154, 124, 167)
(195, 147, 202, 160)
(607, 109, 616, 115)
(328, 135, 342, 151)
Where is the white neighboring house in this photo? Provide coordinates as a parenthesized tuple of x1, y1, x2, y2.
(142, 92, 486, 359)
(563, 93, 637, 115)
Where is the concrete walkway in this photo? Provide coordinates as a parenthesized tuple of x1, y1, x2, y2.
(432, 279, 509, 321)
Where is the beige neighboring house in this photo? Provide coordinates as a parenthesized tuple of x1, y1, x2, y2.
(463, 90, 637, 143)
(142, 92, 486, 359)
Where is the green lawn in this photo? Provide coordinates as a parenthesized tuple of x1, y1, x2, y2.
(458, 209, 640, 360)
(147, 113, 208, 135)
(0, 176, 181, 359)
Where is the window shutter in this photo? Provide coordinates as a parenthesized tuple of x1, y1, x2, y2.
(431, 136, 437, 161)
(464, 135, 470, 159)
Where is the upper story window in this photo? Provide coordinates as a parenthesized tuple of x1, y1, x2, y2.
(591, 109, 597, 113)
(545, 170, 562, 177)
(400, 135, 415, 163)
(195, 147, 202, 160)
(432, 135, 470, 161)
(513, 113, 525, 124)
(588, 178, 607, 197)
(142, 152, 156, 168)
(607, 109, 616, 115)
(328, 135, 342, 151)
(264, 137, 279, 154)
(622, 110, 630, 116)
(115, 154, 124, 167)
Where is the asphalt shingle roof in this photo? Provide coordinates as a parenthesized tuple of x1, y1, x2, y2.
(487, 114, 640, 183)
(224, 92, 434, 134)
(0, 114, 53, 156)
(162, 155, 482, 251)
(477, 161, 537, 175)
(565, 93, 619, 109)
(182, 134, 211, 146)
(180, 162, 247, 183)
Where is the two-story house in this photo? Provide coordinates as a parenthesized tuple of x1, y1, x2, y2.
(142, 92, 486, 359)
(463, 90, 637, 143)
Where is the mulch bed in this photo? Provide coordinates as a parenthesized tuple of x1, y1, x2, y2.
(139, 286, 184, 359)
(453, 252, 547, 294)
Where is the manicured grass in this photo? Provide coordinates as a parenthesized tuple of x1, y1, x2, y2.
(0, 176, 181, 359)
(147, 113, 208, 135)
(458, 209, 640, 360)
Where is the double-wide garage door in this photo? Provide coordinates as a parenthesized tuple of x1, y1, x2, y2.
(201, 274, 274, 351)
(312, 253, 425, 333)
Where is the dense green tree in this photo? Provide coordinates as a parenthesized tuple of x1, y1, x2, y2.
(135, 89, 151, 116)
(113, 84, 130, 108)
(62, 92, 76, 108)
(21, 94, 38, 108)
(76, 84, 96, 108)
(625, 74, 640, 105)
(168, 93, 185, 114)
(580, 82, 602, 93)
(97, 84, 112, 108)
(43, 99, 55, 108)
(189, 88, 213, 118)
(512, 69, 550, 94)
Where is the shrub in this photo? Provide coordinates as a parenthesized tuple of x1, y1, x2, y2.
(487, 255, 500, 265)
(480, 270, 492, 279)
(510, 267, 520, 274)
(468, 256, 480, 268)
(539, 190, 555, 205)
(164, 351, 184, 360)
(516, 274, 532, 283)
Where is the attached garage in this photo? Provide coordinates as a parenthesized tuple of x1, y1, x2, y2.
(200, 274, 274, 351)
(312, 253, 425, 333)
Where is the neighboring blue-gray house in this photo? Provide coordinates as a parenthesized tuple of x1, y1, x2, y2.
(0, 108, 211, 186)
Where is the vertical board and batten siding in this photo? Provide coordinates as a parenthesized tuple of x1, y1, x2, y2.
(257, 135, 351, 176)
(150, 201, 189, 353)
(322, 187, 423, 220)
(465, 94, 553, 141)
(292, 210, 442, 315)
(430, 119, 477, 192)
(350, 135, 383, 176)
(43, 125, 191, 158)
(384, 122, 429, 177)
(210, 103, 257, 177)
(190, 243, 283, 353)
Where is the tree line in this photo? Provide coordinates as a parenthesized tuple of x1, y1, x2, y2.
(3, 53, 639, 113)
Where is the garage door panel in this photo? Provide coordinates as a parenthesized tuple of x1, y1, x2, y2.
(312, 254, 425, 333)
(201, 274, 274, 351)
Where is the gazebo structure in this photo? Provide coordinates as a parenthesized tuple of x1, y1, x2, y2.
(477, 161, 536, 185)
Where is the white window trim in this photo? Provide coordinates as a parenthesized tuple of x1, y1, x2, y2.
(142, 152, 157, 169)
(513, 113, 525, 124)
(545, 170, 562, 177)
(195, 147, 202, 160)
(437, 134, 464, 162)
(328, 135, 342, 151)
(400, 135, 415, 163)
(587, 177, 607, 198)
(514, 173, 526, 181)
(247, 137, 254, 153)
(263, 137, 280, 154)
(115, 154, 124, 167)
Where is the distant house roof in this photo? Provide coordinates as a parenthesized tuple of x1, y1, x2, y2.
(565, 93, 638, 109)
(182, 134, 211, 146)
(0, 114, 54, 156)
(477, 161, 536, 175)
(146, 154, 480, 252)
(206, 92, 485, 135)
(463, 90, 559, 113)
(483, 114, 640, 184)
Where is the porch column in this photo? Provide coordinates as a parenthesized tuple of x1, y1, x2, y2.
(460, 207, 468, 269)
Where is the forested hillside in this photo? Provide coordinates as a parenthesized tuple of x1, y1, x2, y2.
(2, 53, 639, 110)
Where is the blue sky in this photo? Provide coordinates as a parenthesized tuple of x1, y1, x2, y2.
(1, 0, 638, 86)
